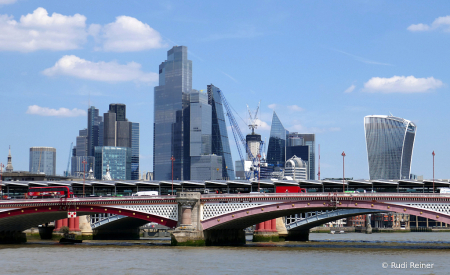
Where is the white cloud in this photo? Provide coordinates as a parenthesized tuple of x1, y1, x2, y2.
(344, 84, 356, 93)
(42, 55, 158, 83)
(363, 76, 443, 93)
(0, 0, 17, 5)
(268, 104, 278, 110)
(0, 7, 87, 52)
(26, 105, 86, 117)
(94, 16, 165, 52)
(254, 119, 271, 131)
(287, 105, 304, 112)
(408, 15, 450, 32)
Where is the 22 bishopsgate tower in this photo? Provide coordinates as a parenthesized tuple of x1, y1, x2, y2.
(153, 46, 234, 180)
(153, 46, 192, 180)
(364, 115, 416, 180)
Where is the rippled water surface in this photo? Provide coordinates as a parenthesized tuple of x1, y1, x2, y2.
(2, 233, 450, 275)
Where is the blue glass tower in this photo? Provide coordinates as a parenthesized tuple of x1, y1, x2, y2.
(208, 84, 235, 180)
(267, 112, 288, 168)
(94, 146, 131, 180)
(365, 115, 416, 180)
(154, 46, 192, 180)
(131, 122, 139, 180)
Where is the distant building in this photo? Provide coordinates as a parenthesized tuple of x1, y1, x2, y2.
(87, 106, 102, 157)
(267, 112, 288, 168)
(190, 155, 222, 180)
(284, 155, 308, 180)
(287, 132, 315, 180)
(29, 147, 56, 175)
(131, 122, 140, 180)
(153, 46, 192, 180)
(5, 146, 13, 172)
(94, 146, 131, 180)
(72, 128, 94, 178)
(103, 104, 132, 148)
(208, 84, 234, 180)
(365, 115, 416, 180)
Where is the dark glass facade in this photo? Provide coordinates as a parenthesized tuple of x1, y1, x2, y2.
(365, 115, 416, 180)
(208, 84, 235, 180)
(287, 132, 315, 180)
(267, 112, 287, 167)
(109, 104, 126, 121)
(154, 46, 192, 180)
(87, 106, 102, 157)
(94, 146, 131, 180)
(131, 122, 140, 180)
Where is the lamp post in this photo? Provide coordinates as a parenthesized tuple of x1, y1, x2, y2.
(432, 151, 435, 194)
(170, 155, 175, 195)
(341, 151, 346, 193)
(0, 163, 4, 200)
(82, 159, 87, 197)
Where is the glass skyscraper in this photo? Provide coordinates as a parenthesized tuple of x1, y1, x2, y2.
(287, 132, 315, 180)
(131, 122, 140, 180)
(154, 46, 192, 180)
(207, 84, 235, 180)
(29, 147, 56, 175)
(87, 106, 102, 157)
(267, 112, 288, 168)
(364, 115, 416, 180)
(94, 146, 131, 180)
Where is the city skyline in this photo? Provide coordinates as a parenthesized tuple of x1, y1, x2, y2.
(1, 1, 450, 179)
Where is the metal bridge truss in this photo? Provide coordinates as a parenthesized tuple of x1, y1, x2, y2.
(285, 209, 385, 230)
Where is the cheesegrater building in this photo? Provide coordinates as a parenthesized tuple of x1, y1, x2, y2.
(364, 115, 416, 180)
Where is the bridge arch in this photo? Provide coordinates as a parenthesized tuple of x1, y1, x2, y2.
(0, 205, 177, 232)
(201, 200, 450, 230)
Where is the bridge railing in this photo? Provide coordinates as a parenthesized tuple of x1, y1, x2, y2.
(200, 192, 450, 199)
(0, 195, 177, 204)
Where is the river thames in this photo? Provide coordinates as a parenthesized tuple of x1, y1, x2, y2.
(2, 233, 450, 275)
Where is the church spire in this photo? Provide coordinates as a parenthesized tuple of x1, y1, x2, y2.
(6, 145, 13, 172)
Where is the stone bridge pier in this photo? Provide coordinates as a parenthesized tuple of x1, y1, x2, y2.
(171, 192, 245, 246)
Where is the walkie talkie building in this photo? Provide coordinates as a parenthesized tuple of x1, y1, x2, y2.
(364, 115, 416, 180)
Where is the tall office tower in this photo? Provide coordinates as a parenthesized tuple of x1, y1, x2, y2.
(154, 46, 192, 180)
(94, 146, 131, 180)
(87, 106, 103, 157)
(109, 103, 126, 121)
(5, 146, 13, 172)
(207, 84, 235, 180)
(189, 90, 221, 180)
(190, 90, 212, 156)
(103, 104, 132, 148)
(29, 147, 56, 175)
(131, 122, 140, 180)
(246, 134, 261, 160)
(72, 129, 94, 178)
(267, 112, 288, 168)
(76, 129, 88, 157)
(286, 132, 315, 180)
(364, 115, 416, 180)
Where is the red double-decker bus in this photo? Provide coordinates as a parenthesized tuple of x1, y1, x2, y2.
(275, 186, 307, 193)
(27, 186, 74, 199)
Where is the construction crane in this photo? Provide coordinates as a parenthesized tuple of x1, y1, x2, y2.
(247, 101, 260, 135)
(219, 90, 258, 180)
(65, 142, 73, 177)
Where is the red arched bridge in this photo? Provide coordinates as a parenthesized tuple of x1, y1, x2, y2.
(2, 192, 450, 244)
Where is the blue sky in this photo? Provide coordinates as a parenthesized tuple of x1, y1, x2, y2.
(1, 0, 449, 179)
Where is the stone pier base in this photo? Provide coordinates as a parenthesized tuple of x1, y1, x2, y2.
(204, 229, 246, 246)
(0, 231, 27, 244)
(93, 228, 140, 240)
(38, 226, 55, 239)
(253, 231, 281, 242)
(171, 229, 205, 246)
(285, 230, 309, 241)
